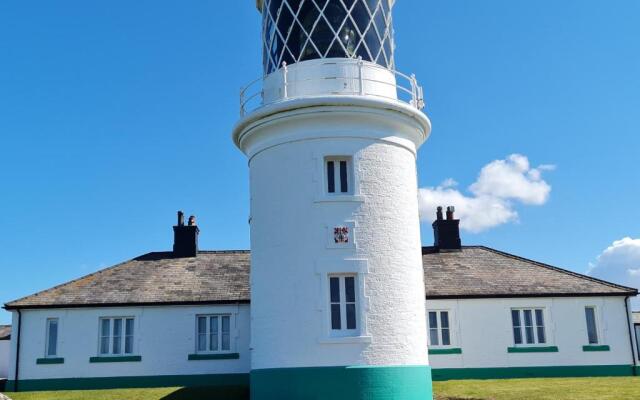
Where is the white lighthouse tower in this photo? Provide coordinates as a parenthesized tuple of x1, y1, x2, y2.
(232, 1, 432, 398)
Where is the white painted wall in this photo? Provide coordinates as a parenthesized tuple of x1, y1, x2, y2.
(0, 339, 9, 378)
(235, 99, 431, 370)
(425, 296, 636, 369)
(7, 305, 250, 381)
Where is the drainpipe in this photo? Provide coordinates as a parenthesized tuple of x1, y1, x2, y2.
(14, 309, 22, 392)
(624, 297, 638, 376)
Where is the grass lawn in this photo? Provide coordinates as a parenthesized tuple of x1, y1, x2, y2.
(433, 376, 640, 400)
(3, 377, 640, 399)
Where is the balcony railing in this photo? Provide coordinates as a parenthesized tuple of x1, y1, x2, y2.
(239, 58, 425, 117)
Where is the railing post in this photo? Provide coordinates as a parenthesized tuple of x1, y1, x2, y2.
(282, 61, 288, 99)
(240, 87, 245, 117)
(358, 56, 364, 95)
(410, 73, 418, 108)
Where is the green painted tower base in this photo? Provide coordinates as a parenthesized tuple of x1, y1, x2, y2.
(250, 365, 433, 400)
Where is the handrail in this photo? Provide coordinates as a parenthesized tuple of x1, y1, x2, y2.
(239, 58, 426, 117)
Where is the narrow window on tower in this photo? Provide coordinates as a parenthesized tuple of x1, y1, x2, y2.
(329, 274, 358, 335)
(325, 157, 351, 194)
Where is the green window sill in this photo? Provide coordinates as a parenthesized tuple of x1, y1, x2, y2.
(188, 353, 240, 361)
(508, 346, 559, 353)
(429, 348, 462, 355)
(89, 355, 142, 363)
(583, 345, 610, 352)
(36, 357, 64, 364)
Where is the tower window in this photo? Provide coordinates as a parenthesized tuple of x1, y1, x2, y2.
(329, 275, 358, 334)
(326, 157, 351, 194)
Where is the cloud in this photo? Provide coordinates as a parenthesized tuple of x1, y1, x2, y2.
(587, 238, 640, 307)
(418, 154, 554, 233)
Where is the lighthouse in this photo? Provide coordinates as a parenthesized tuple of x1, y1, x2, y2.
(232, 0, 432, 398)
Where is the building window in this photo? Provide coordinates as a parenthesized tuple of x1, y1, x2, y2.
(511, 308, 546, 345)
(585, 307, 599, 344)
(329, 275, 357, 334)
(99, 317, 135, 355)
(427, 311, 451, 347)
(45, 318, 59, 357)
(326, 157, 350, 194)
(196, 315, 231, 353)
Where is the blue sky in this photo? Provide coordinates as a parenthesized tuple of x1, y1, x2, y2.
(1, 0, 639, 324)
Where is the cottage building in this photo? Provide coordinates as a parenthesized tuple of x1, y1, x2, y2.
(0, 325, 11, 387)
(3, 213, 638, 393)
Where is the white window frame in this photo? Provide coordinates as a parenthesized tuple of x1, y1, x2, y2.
(511, 308, 547, 346)
(584, 306, 601, 345)
(427, 310, 454, 348)
(195, 314, 233, 354)
(45, 318, 59, 358)
(98, 317, 135, 356)
(328, 274, 359, 337)
(325, 156, 352, 195)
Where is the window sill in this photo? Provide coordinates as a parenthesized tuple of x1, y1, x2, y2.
(429, 348, 462, 355)
(582, 345, 610, 352)
(318, 335, 372, 344)
(89, 355, 142, 363)
(507, 346, 558, 353)
(314, 195, 365, 204)
(188, 353, 240, 361)
(36, 357, 64, 364)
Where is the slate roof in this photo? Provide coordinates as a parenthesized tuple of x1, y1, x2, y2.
(4, 251, 250, 310)
(0, 325, 10, 340)
(422, 246, 637, 299)
(4, 246, 636, 310)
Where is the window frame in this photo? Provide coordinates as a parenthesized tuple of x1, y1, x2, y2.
(328, 274, 359, 338)
(427, 310, 453, 348)
(45, 318, 59, 358)
(511, 308, 547, 347)
(195, 314, 234, 354)
(584, 306, 600, 345)
(98, 317, 136, 356)
(325, 156, 352, 196)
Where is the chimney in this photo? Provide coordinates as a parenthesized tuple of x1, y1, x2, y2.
(432, 206, 461, 251)
(173, 211, 199, 257)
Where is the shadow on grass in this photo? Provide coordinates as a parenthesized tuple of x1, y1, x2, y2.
(160, 386, 249, 400)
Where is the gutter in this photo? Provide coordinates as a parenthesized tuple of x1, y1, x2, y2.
(624, 297, 638, 376)
(14, 309, 22, 392)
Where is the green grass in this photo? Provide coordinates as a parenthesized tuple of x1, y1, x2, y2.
(3, 377, 640, 400)
(433, 377, 640, 400)
(1, 386, 244, 400)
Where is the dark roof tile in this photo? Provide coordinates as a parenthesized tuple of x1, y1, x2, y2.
(5, 246, 636, 309)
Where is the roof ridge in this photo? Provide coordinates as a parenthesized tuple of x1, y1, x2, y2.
(198, 250, 250, 254)
(3, 252, 155, 309)
(476, 245, 638, 295)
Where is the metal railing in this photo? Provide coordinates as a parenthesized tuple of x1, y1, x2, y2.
(239, 58, 425, 117)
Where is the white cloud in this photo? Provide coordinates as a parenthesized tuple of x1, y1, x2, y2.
(418, 154, 554, 233)
(588, 238, 640, 308)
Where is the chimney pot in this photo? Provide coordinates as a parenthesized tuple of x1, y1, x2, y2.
(436, 206, 443, 221)
(177, 211, 185, 227)
(446, 206, 455, 220)
(188, 215, 196, 226)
